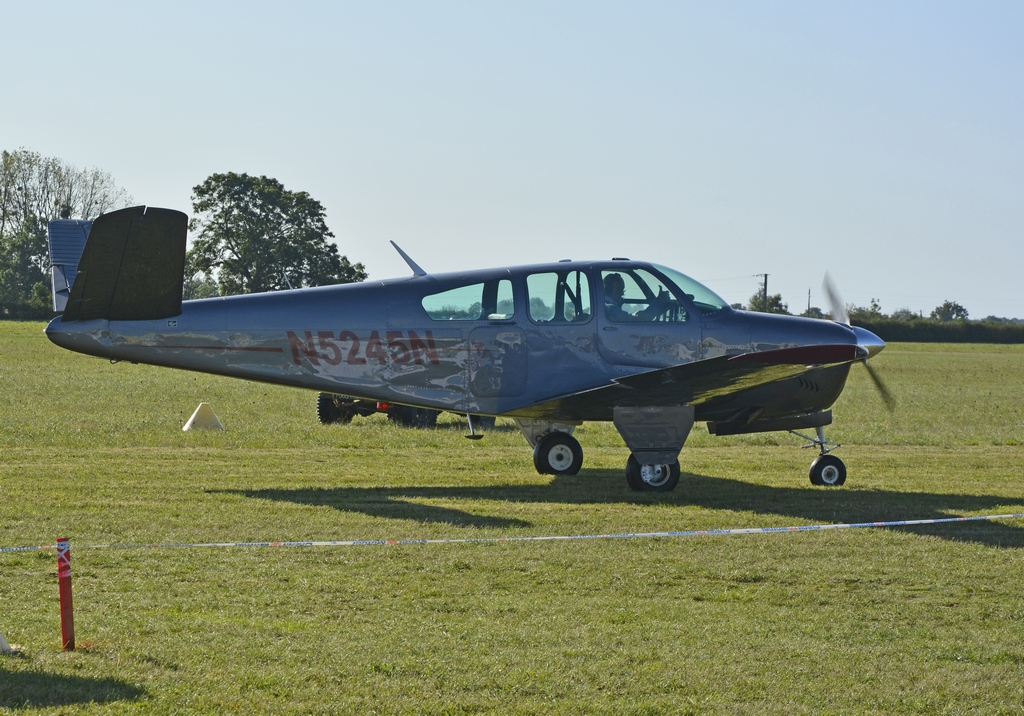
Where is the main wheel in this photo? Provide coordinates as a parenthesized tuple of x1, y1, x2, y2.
(533, 432, 583, 475)
(809, 454, 846, 486)
(625, 454, 681, 492)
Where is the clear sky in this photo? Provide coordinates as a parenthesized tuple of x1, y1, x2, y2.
(5, 1, 1022, 318)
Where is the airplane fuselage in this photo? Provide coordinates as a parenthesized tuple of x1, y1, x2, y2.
(46, 260, 873, 424)
(45, 206, 888, 490)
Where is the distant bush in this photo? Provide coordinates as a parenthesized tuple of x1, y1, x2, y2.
(855, 318, 1024, 343)
(1, 304, 55, 320)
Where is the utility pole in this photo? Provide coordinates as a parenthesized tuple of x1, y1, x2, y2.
(754, 274, 768, 312)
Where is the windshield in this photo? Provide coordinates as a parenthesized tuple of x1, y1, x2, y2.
(651, 264, 730, 313)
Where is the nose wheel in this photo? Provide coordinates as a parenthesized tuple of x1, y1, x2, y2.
(809, 453, 846, 486)
(794, 426, 847, 487)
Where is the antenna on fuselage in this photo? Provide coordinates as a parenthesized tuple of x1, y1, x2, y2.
(390, 241, 428, 277)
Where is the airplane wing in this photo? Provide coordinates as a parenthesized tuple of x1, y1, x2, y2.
(509, 343, 865, 420)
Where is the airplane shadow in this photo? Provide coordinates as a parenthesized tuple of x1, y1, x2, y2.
(224, 484, 535, 530)
(0, 666, 145, 708)
(219, 469, 1024, 549)
(679, 471, 1024, 548)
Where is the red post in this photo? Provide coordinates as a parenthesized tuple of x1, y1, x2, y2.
(57, 537, 75, 651)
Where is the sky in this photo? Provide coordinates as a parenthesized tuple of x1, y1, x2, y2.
(4, 1, 1022, 318)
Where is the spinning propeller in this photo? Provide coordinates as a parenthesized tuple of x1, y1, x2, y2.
(823, 273, 895, 411)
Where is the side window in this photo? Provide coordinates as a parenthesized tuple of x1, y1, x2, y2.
(422, 279, 514, 320)
(601, 269, 689, 323)
(526, 271, 592, 323)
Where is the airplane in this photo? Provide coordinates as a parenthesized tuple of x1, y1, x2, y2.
(45, 205, 890, 492)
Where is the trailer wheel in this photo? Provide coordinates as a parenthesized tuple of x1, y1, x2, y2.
(317, 393, 355, 424)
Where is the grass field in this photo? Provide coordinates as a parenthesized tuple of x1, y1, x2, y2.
(1, 320, 1023, 714)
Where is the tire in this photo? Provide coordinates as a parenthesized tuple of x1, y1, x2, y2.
(533, 432, 583, 475)
(809, 454, 846, 487)
(317, 393, 355, 425)
(625, 454, 681, 492)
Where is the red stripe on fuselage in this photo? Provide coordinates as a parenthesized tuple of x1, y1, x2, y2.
(150, 345, 285, 352)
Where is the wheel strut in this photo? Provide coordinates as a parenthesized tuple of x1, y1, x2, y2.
(792, 425, 840, 457)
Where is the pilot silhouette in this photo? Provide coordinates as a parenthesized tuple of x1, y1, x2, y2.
(603, 273, 664, 321)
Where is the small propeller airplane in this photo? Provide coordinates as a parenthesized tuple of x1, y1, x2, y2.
(45, 206, 890, 492)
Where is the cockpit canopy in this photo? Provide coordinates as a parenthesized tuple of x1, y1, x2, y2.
(417, 260, 731, 324)
(650, 264, 730, 313)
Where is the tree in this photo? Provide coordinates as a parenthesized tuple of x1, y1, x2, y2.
(930, 300, 969, 322)
(889, 307, 919, 322)
(1, 148, 132, 238)
(0, 148, 132, 318)
(801, 306, 827, 319)
(187, 173, 366, 295)
(982, 315, 1022, 325)
(182, 252, 220, 300)
(747, 291, 790, 314)
(0, 216, 50, 318)
(849, 298, 883, 323)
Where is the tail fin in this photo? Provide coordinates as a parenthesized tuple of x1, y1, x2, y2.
(53, 206, 188, 322)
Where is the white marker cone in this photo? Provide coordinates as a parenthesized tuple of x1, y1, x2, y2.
(0, 632, 14, 654)
(183, 403, 224, 431)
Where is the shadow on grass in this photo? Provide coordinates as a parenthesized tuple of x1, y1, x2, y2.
(681, 471, 1024, 548)
(0, 666, 145, 708)
(220, 469, 1024, 548)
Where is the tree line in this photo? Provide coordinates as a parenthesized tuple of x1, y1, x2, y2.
(0, 149, 365, 319)
(742, 291, 1024, 343)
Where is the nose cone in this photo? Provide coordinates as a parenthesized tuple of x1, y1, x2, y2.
(852, 326, 886, 359)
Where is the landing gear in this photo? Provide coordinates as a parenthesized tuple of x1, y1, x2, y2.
(516, 410, 692, 490)
(625, 454, 680, 492)
(794, 425, 847, 487)
(809, 454, 846, 486)
(516, 419, 584, 476)
(613, 406, 694, 494)
(533, 432, 583, 475)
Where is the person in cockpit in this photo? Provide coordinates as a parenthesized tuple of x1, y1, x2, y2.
(603, 272, 667, 322)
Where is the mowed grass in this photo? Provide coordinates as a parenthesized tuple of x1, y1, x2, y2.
(1, 320, 1023, 714)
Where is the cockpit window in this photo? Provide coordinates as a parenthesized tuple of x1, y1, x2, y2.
(526, 270, 592, 323)
(651, 264, 730, 313)
(601, 268, 689, 323)
(422, 279, 514, 320)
